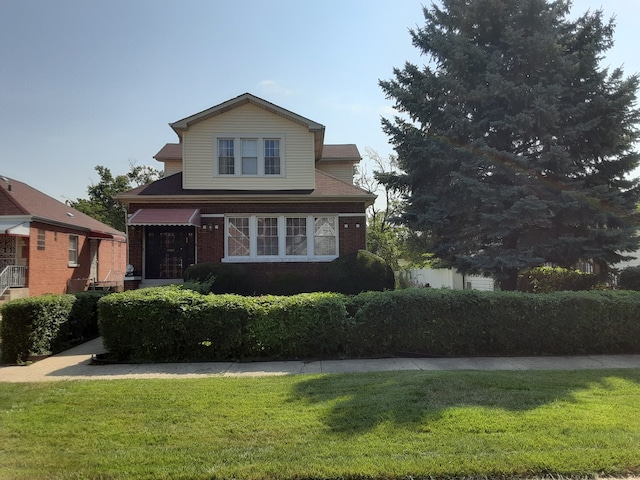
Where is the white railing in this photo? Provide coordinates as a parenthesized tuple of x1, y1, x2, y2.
(0, 265, 27, 298)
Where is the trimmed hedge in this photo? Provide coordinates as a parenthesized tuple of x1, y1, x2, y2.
(97, 287, 640, 362)
(0, 292, 105, 364)
(98, 286, 347, 362)
(343, 289, 640, 357)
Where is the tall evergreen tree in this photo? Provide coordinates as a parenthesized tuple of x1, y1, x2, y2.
(379, 0, 640, 290)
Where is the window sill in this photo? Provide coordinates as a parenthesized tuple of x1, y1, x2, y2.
(222, 256, 337, 263)
(68, 263, 80, 268)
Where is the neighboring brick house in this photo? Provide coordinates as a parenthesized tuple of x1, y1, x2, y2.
(117, 93, 376, 290)
(0, 176, 127, 301)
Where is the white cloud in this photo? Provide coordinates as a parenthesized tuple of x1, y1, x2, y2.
(257, 80, 294, 97)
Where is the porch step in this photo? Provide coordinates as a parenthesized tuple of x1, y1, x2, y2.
(0, 288, 29, 305)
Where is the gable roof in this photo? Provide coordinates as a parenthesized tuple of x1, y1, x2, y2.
(168, 93, 326, 161)
(0, 175, 126, 239)
(117, 171, 376, 206)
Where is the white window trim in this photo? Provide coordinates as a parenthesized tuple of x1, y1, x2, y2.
(214, 134, 285, 177)
(223, 214, 338, 262)
(68, 234, 79, 267)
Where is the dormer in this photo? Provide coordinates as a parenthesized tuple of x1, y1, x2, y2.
(161, 93, 325, 191)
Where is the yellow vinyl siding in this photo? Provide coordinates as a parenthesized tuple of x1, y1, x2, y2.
(182, 103, 316, 190)
(316, 163, 355, 185)
(163, 160, 183, 176)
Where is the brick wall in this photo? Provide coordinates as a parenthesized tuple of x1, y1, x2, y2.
(26, 222, 126, 297)
(127, 201, 368, 284)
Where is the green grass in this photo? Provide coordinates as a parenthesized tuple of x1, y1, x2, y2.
(1, 369, 639, 480)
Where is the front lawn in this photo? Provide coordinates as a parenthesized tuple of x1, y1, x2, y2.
(1, 369, 639, 479)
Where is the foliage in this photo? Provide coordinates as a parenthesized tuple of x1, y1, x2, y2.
(98, 287, 640, 363)
(517, 266, 603, 293)
(379, 0, 640, 290)
(343, 288, 640, 357)
(0, 295, 75, 363)
(67, 162, 161, 231)
(98, 286, 347, 362)
(327, 250, 395, 295)
(183, 262, 251, 294)
(2, 371, 640, 479)
(618, 265, 640, 290)
(357, 147, 424, 269)
(0, 292, 105, 364)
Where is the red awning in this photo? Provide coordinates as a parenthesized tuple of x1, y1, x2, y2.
(127, 208, 201, 227)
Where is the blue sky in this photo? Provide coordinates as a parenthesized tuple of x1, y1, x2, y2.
(1, 0, 639, 203)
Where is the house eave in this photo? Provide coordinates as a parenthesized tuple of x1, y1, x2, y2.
(118, 193, 376, 207)
(28, 216, 126, 240)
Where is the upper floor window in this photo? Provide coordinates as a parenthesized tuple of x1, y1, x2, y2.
(216, 136, 283, 176)
(218, 139, 235, 175)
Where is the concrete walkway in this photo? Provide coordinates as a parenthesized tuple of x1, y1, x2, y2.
(1, 337, 640, 383)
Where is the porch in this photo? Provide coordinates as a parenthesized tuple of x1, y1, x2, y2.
(0, 265, 28, 304)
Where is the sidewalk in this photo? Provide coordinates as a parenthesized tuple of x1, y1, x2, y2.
(1, 337, 640, 383)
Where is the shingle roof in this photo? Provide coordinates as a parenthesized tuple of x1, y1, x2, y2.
(118, 171, 376, 206)
(154, 143, 182, 161)
(153, 143, 361, 164)
(320, 144, 361, 162)
(0, 175, 126, 238)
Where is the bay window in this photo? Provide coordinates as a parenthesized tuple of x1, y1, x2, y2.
(225, 215, 338, 261)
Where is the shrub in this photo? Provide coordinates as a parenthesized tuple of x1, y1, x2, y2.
(618, 266, 640, 291)
(98, 286, 347, 362)
(183, 263, 251, 295)
(97, 287, 640, 363)
(517, 266, 600, 293)
(0, 295, 76, 364)
(343, 288, 640, 357)
(328, 250, 395, 295)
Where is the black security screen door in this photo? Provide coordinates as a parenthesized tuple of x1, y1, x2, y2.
(145, 226, 195, 279)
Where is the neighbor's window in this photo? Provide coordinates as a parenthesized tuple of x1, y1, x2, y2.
(37, 229, 46, 250)
(68, 235, 79, 266)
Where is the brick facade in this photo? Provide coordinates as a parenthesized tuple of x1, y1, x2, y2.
(26, 222, 126, 296)
(126, 202, 367, 285)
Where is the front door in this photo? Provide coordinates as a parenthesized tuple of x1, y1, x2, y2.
(144, 226, 195, 279)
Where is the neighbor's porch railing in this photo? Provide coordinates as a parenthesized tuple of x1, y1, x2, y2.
(0, 265, 27, 298)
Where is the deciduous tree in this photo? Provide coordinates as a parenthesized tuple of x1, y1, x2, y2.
(68, 163, 161, 232)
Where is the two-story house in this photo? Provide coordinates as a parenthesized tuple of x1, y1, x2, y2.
(117, 93, 376, 290)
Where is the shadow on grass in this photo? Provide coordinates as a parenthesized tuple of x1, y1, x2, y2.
(290, 369, 640, 434)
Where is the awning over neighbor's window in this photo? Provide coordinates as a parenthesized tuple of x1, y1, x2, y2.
(127, 208, 201, 227)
